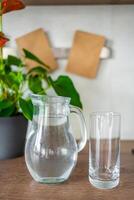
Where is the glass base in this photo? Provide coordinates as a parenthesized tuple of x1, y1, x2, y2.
(89, 177, 119, 189)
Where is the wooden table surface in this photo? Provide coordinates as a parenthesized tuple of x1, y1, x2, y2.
(0, 141, 134, 200)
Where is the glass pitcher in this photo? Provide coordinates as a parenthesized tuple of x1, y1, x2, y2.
(25, 95, 87, 184)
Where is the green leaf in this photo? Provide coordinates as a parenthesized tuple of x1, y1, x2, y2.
(6, 55, 23, 67)
(19, 98, 33, 120)
(6, 72, 24, 88)
(49, 76, 83, 109)
(0, 104, 16, 117)
(28, 75, 45, 94)
(0, 100, 13, 111)
(23, 49, 50, 71)
(28, 66, 50, 86)
(28, 66, 47, 75)
(3, 59, 11, 73)
(0, 74, 7, 83)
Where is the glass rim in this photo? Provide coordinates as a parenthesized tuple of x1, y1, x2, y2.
(90, 111, 121, 117)
(30, 94, 71, 104)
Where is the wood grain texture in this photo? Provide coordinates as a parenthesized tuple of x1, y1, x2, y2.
(0, 141, 134, 200)
(23, 0, 134, 5)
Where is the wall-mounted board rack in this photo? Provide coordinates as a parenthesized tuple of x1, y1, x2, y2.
(3, 46, 110, 59)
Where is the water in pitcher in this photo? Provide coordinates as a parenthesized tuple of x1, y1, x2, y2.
(25, 95, 87, 184)
(89, 138, 120, 184)
(25, 120, 78, 183)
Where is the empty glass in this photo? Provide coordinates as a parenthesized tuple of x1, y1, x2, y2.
(89, 112, 121, 189)
(25, 95, 87, 184)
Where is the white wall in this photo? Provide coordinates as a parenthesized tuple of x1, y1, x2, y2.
(3, 5, 134, 139)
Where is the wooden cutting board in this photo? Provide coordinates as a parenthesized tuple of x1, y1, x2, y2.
(66, 31, 105, 78)
(16, 28, 58, 71)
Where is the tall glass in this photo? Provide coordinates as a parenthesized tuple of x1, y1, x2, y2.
(89, 112, 121, 189)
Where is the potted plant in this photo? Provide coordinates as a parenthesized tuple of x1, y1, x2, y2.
(0, 0, 82, 159)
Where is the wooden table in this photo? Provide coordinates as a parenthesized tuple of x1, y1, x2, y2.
(0, 141, 134, 200)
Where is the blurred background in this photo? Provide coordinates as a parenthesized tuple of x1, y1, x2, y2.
(3, 5, 134, 139)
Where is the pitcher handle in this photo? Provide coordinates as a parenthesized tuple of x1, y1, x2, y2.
(70, 106, 87, 152)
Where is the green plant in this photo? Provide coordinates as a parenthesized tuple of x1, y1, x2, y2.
(0, 0, 82, 120)
(0, 49, 82, 120)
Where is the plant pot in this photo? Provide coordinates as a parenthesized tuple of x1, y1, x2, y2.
(0, 115, 27, 160)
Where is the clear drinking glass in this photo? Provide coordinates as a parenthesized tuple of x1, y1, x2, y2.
(25, 95, 87, 184)
(89, 112, 121, 189)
